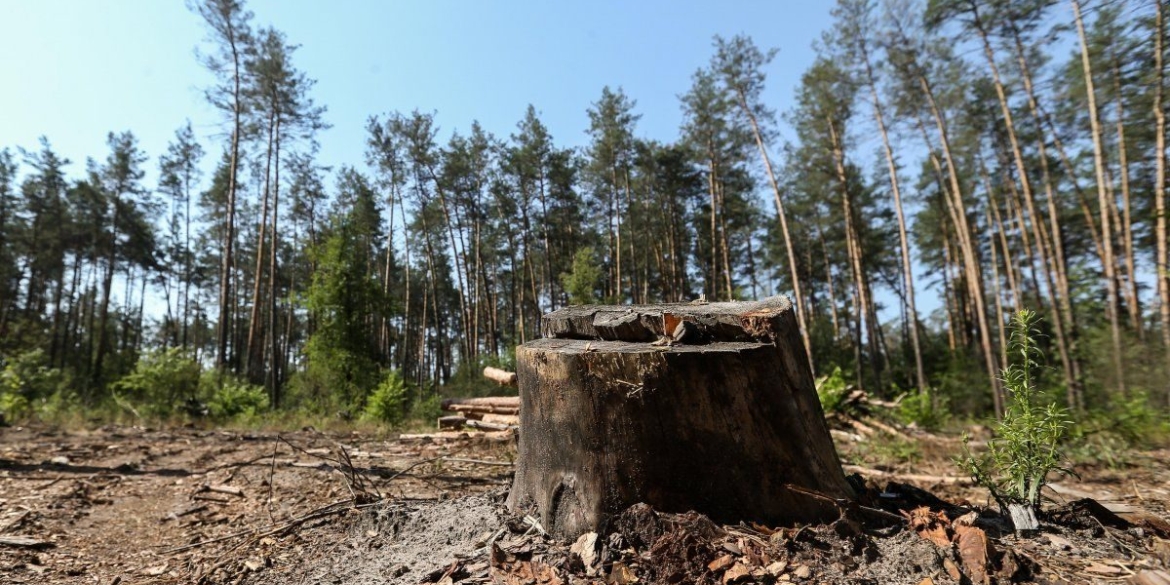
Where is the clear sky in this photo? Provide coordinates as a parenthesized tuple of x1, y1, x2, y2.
(1, 1, 833, 180)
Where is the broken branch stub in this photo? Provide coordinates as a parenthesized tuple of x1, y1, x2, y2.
(507, 296, 854, 538)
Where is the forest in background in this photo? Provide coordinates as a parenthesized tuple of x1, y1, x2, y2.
(1, 0, 1168, 429)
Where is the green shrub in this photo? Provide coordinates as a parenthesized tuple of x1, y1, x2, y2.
(362, 370, 408, 424)
(409, 392, 443, 423)
(815, 366, 850, 414)
(1066, 389, 1169, 469)
(204, 374, 269, 421)
(110, 348, 201, 418)
(897, 387, 949, 431)
(0, 349, 66, 421)
(958, 310, 1071, 508)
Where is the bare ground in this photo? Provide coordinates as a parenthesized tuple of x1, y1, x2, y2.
(0, 424, 1166, 584)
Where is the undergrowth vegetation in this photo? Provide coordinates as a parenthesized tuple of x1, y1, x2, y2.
(0, 346, 463, 430)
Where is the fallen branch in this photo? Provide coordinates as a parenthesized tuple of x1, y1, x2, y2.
(442, 457, 514, 467)
(465, 419, 513, 431)
(398, 430, 514, 443)
(783, 483, 905, 524)
(162, 498, 361, 555)
(842, 465, 973, 486)
(199, 483, 244, 497)
(0, 535, 54, 549)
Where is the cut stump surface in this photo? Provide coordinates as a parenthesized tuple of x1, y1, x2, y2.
(506, 296, 854, 538)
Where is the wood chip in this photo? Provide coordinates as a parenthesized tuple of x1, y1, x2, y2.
(1046, 534, 1074, 551)
(765, 560, 788, 576)
(201, 484, 244, 497)
(722, 562, 752, 584)
(607, 562, 637, 585)
(570, 532, 600, 576)
(708, 554, 735, 572)
(943, 557, 962, 581)
(1085, 562, 1124, 575)
(1131, 569, 1170, 585)
(140, 563, 168, 576)
(904, 507, 952, 548)
(954, 522, 991, 585)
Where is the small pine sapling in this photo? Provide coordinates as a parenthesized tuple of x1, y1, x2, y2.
(958, 310, 1072, 512)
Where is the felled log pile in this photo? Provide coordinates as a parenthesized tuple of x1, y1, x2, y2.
(436, 377, 520, 431)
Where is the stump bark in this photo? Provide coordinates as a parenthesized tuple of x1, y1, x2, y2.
(506, 296, 855, 538)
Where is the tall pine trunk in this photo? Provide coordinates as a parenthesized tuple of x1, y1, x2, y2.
(1155, 1, 1170, 383)
(217, 33, 243, 373)
(734, 88, 815, 373)
(1072, 0, 1126, 395)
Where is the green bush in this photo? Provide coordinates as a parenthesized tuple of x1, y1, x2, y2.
(958, 310, 1071, 509)
(1066, 390, 1169, 469)
(110, 348, 201, 418)
(205, 375, 269, 421)
(409, 392, 443, 422)
(290, 340, 381, 414)
(897, 387, 949, 431)
(0, 349, 66, 421)
(815, 366, 850, 414)
(362, 370, 408, 424)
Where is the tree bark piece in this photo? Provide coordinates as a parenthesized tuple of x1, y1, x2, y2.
(508, 296, 853, 538)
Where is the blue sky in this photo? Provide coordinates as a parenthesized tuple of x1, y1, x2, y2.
(1, 1, 833, 178)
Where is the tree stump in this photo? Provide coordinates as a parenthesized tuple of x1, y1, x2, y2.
(506, 296, 855, 538)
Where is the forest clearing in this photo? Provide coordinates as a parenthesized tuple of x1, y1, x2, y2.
(0, 415, 1166, 585)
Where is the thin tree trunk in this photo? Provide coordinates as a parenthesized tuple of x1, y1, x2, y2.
(917, 87, 1002, 414)
(267, 114, 282, 406)
(1010, 27, 1084, 409)
(828, 115, 877, 389)
(92, 203, 119, 389)
(425, 164, 472, 362)
(181, 149, 193, 350)
(1155, 0, 1170, 388)
(1113, 58, 1142, 337)
(986, 205, 1010, 370)
(814, 219, 841, 340)
(716, 179, 734, 300)
(735, 88, 815, 374)
(217, 30, 244, 373)
(930, 95, 1000, 413)
(859, 39, 925, 392)
(706, 155, 718, 300)
(1072, 0, 1126, 395)
(247, 110, 276, 380)
(970, 5, 1078, 397)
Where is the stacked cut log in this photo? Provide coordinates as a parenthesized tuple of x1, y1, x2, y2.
(438, 395, 520, 430)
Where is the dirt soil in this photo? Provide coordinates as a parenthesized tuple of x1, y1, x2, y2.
(0, 424, 1167, 585)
